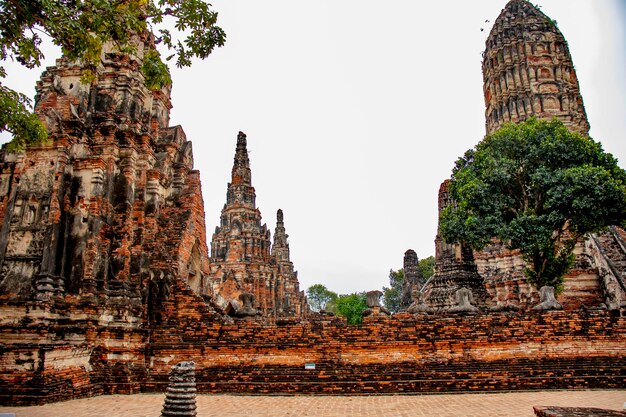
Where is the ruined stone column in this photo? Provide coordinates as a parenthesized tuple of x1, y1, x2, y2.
(160, 361, 197, 417)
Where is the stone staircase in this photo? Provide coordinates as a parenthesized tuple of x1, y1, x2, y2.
(596, 228, 626, 278)
(589, 227, 626, 308)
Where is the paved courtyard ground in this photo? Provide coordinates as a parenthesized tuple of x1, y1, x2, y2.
(2, 390, 625, 417)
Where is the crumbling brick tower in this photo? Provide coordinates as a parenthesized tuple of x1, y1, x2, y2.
(483, 0, 589, 136)
(208, 132, 308, 319)
(422, 0, 625, 311)
(0, 34, 210, 302)
(271, 209, 308, 317)
(475, 0, 626, 310)
(399, 249, 424, 308)
(0, 33, 212, 402)
(423, 181, 488, 309)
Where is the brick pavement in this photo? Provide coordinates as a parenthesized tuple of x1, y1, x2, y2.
(1, 390, 625, 417)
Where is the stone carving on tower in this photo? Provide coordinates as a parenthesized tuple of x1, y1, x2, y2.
(208, 132, 308, 319)
(482, 0, 589, 136)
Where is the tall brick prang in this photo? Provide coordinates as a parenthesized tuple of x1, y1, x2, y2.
(272, 209, 308, 317)
(483, 0, 589, 135)
(411, 0, 625, 312)
(474, 0, 624, 311)
(208, 133, 308, 319)
(0, 1, 624, 407)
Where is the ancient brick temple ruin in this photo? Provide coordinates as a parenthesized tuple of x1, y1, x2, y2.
(410, 0, 626, 312)
(208, 131, 308, 319)
(0, 0, 625, 406)
(0, 33, 211, 305)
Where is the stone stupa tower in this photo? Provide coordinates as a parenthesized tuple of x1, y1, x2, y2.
(474, 0, 616, 310)
(483, 0, 589, 135)
(271, 209, 308, 317)
(423, 181, 487, 310)
(208, 132, 308, 319)
(422, 0, 594, 311)
(400, 249, 424, 309)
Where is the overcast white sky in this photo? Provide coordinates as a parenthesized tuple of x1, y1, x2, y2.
(2, 1, 625, 295)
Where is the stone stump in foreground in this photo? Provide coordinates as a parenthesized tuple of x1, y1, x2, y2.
(160, 361, 197, 417)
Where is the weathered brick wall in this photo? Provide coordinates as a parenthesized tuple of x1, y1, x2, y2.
(1, 278, 625, 405)
(0, 298, 146, 405)
(145, 279, 626, 394)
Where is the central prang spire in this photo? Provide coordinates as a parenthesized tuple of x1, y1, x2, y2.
(231, 131, 252, 186)
(208, 131, 310, 319)
(225, 131, 256, 208)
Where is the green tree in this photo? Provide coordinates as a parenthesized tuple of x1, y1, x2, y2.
(440, 118, 626, 290)
(419, 256, 435, 280)
(382, 269, 403, 313)
(334, 293, 368, 325)
(0, 0, 226, 150)
(306, 284, 337, 312)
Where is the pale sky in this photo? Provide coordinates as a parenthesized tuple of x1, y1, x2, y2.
(2, 1, 625, 295)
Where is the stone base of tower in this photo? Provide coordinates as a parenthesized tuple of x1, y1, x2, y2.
(475, 235, 623, 311)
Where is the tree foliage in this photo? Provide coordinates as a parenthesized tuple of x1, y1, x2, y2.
(305, 284, 337, 312)
(440, 118, 626, 290)
(0, 77, 47, 152)
(0, 0, 226, 149)
(419, 256, 435, 280)
(382, 269, 403, 313)
(334, 293, 367, 325)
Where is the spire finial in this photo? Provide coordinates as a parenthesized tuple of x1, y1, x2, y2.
(237, 131, 247, 147)
(277, 209, 284, 223)
(231, 131, 251, 186)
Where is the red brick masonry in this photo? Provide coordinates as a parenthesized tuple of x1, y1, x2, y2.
(2, 278, 623, 405)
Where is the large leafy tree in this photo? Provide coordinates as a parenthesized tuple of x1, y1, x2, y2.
(334, 293, 367, 325)
(0, 0, 226, 150)
(418, 256, 435, 281)
(440, 118, 626, 290)
(305, 284, 338, 312)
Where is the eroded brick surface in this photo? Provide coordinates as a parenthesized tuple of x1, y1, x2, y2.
(147, 284, 626, 394)
(0, 34, 212, 405)
(0, 2, 625, 408)
(483, 0, 590, 135)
